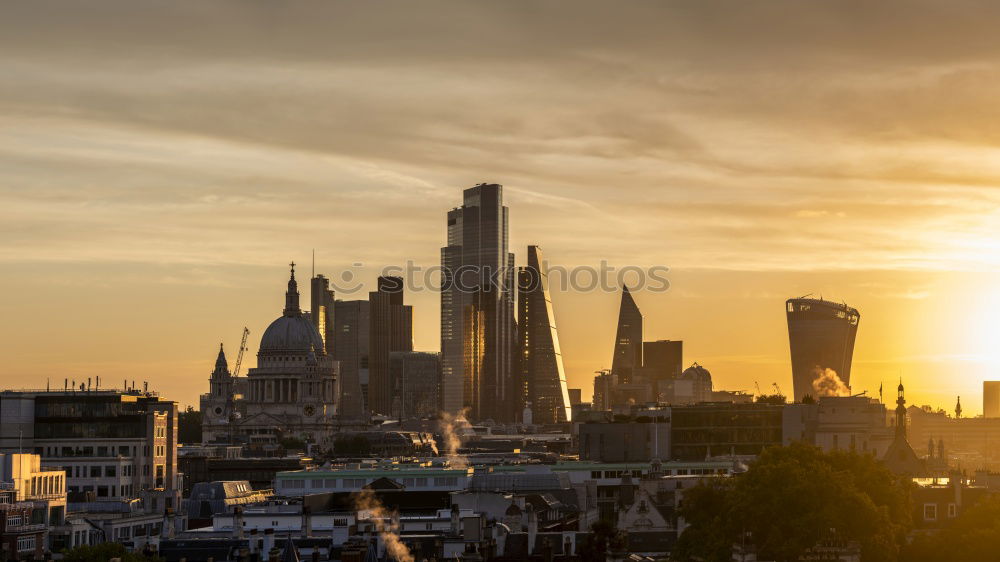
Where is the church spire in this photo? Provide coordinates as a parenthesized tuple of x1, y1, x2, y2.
(284, 261, 301, 316)
(895, 380, 907, 439)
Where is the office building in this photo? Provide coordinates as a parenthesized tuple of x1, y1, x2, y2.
(242, 264, 339, 444)
(333, 299, 369, 420)
(786, 297, 860, 402)
(610, 287, 643, 384)
(0, 389, 180, 513)
(592, 371, 614, 411)
(368, 276, 413, 416)
(310, 274, 335, 355)
(516, 245, 572, 424)
(641, 340, 683, 402)
(387, 351, 441, 420)
(440, 183, 516, 421)
(0, 453, 66, 553)
(985, 381, 1000, 418)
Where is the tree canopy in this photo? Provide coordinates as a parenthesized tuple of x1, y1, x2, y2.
(903, 494, 1000, 562)
(673, 442, 911, 562)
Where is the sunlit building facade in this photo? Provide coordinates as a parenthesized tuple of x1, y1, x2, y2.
(440, 183, 516, 422)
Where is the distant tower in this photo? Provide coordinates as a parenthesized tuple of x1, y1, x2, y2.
(955, 396, 962, 419)
(369, 276, 413, 416)
(786, 297, 860, 403)
(611, 286, 643, 384)
(310, 274, 335, 355)
(895, 381, 907, 439)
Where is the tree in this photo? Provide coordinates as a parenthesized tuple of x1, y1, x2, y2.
(673, 443, 911, 562)
(62, 543, 161, 562)
(177, 405, 203, 444)
(579, 520, 627, 562)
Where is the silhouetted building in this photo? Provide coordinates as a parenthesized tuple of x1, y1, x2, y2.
(333, 299, 369, 420)
(200, 344, 239, 444)
(641, 340, 682, 401)
(369, 276, 413, 416)
(516, 245, 572, 424)
(592, 372, 614, 411)
(985, 381, 1000, 418)
(786, 297, 860, 402)
(388, 351, 441, 420)
(310, 274, 335, 354)
(611, 287, 642, 384)
(440, 183, 516, 422)
(567, 389, 582, 406)
(670, 403, 784, 461)
(674, 363, 713, 404)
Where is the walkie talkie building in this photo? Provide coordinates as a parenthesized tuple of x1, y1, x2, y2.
(786, 297, 860, 402)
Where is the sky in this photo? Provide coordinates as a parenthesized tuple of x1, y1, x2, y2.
(1, 1, 999, 412)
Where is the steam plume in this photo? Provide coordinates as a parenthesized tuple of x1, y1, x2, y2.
(353, 488, 414, 562)
(438, 408, 470, 469)
(811, 367, 851, 397)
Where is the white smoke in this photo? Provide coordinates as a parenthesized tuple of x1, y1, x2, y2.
(811, 367, 851, 397)
(354, 488, 414, 562)
(438, 408, 470, 469)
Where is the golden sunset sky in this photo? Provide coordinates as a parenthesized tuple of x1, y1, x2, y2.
(1, 1, 998, 412)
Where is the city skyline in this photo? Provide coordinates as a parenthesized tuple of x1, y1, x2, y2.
(3, 1, 1000, 415)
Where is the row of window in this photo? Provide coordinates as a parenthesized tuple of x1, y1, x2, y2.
(40, 444, 157, 458)
(281, 476, 460, 490)
(17, 536, 35, 553)
(923, 502, 958, 521)
(68, 464, 143, 478)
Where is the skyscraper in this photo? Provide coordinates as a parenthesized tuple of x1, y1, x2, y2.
(786, 297, 860, 403)
(310, 274, 335, 354)
(440, 183, 516, 421)
(333, 299, 369, 419)
(517, 245, 572, 424)
(369, 276, 413, 416)
(610, 286, 643, 384)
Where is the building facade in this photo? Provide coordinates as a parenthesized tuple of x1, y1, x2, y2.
(310, 274, 335, 355)
(368, 276, 413, 417)
(440, 183, 516, 422)
(516, 246, 572, 424)
(786, 297, 860, 403)
(333, 299, 369, 421)
(387, 352, 440, 420)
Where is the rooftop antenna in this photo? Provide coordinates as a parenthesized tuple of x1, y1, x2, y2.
(312, 249, 315, 278)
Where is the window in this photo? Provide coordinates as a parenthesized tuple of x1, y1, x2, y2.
(923, 503, 938, 521)
(311, 479, 324, 489)
(89, 466, 101, 478)
(7, 513, 23, 527)
(283, 480, 305, 489)
(591, 471, 601, 479)
(948, 503, 958, 518)
(17, 536, 35, 552)
(324, 479, 338, 488)
(105, 466, 116, 477)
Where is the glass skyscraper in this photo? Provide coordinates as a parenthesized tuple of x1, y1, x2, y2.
(786, 297, 860, 402)
(517, 245, 572, 424)
(441, 184, 516, 421)
(611, 286, 643, 384)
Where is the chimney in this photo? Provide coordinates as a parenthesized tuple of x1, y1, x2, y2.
(525, 503, 537, 555)
(262, 528, 275, 559)
(234, 506, 245, 539)
(163, 508, 176, 539)
(302, 505, 313, 537)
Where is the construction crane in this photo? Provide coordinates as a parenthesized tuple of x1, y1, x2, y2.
(772, 382, 782, 396)
(233, 327, 249, 378)
(754, 381, 762, 396)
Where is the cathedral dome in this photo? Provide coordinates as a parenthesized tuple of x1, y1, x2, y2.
(258, 262, 325, 354)
(260, 315, 324, 354)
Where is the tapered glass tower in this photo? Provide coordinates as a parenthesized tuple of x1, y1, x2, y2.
(610, 286, 643, 383)
(517, 246, 572, 424)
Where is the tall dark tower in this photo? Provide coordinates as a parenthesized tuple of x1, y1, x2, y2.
(310, 274, 335, 354)
(786, 297, 860, 403)
(368, 276, 413, 416)
(517, 246, 572, 424)
(441, 183, 516, 421)
(610, 286, 643, 384)
(333, 299, 369, 419)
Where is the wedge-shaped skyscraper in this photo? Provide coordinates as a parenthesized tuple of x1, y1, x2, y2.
(517, 246, 572, 424)
(610, 286, 643, 383)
